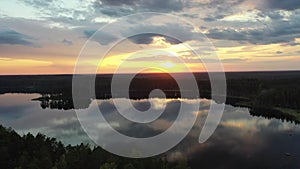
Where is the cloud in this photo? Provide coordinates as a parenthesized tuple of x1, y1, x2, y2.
(221, 58, 248, 63)
(123, 54, 244, 64)
(83, 29, 118, 45)
(206, 10, 300, 46)
(122, 23, 202, 44)
(98, 6, 135, 17)
(0, 30, 35, 46)
(128, 33, 181, 44)
(125, 55, 177, 62)
(203, 14, 227, 22)
(62, 39, 73, 45)
(139, 0, 184, 12)
(94, 0, 184, 17)
(206, 28, 252, 42)
(21, 0, 67, 18)
(82, 23, 202, 46)
(285, 42, 300, 46)
(22, 0, 54, 8)
(100, 0, 138, 6)
(20, 0, 99, 29)
(128, 34, 156, 44)
(206, 13, 300, 45)
(262, 0, 300, 11)
(197, 0, 246, 22)
(202, 0, 245, 9)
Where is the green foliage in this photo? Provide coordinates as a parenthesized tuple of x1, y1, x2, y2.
(254, 87, 300, 109)
(100, 162, 117, 169)
(172, 158, 191, 169)
(0, 125, 190, 169)
(123, 163, 136, 169)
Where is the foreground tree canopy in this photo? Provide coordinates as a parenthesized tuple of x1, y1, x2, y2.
(0, 125, 190, 169)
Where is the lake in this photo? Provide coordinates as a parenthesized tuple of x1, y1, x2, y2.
(0, 93, 299, 169)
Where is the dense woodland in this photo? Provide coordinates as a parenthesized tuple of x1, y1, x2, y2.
(0, 125, 190, 169)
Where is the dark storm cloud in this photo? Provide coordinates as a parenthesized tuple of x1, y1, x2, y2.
(0, 30, 34, 46)
(263, 0, 300, 11)
(83, 30, 118, 45)
(128, 33, 181, 44)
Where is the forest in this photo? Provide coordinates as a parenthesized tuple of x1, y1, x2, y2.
(0, 125, 190, 169)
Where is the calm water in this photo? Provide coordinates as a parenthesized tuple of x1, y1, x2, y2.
(0, 93, 300, 169)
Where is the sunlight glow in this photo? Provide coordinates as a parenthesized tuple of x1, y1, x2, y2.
(161, 61, 175, 68)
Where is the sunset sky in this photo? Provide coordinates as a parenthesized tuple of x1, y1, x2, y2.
(0, 0, 300, 74)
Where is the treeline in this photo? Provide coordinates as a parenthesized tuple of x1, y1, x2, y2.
(1, 71, 300, 111)
(0, 125, 190, 169)
(250, 106, 300, 124)
(253, 87, 300, 110)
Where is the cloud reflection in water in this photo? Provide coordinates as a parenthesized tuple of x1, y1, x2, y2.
(0, 94, 300, 168)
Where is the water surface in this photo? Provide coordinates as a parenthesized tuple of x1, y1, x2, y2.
(0, 93, 299, 169)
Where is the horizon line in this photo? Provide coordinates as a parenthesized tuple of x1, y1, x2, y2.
(1, 70, 300, 76)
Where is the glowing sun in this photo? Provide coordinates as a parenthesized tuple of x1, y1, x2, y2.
(161, 61, 175, 68)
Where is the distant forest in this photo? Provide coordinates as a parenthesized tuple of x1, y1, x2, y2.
(0, 125, 190, 169)
(0, 71, 300, 121)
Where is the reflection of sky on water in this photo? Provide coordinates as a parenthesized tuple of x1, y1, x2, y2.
(0, 94, 299, 169)
(0, 94, 89, 145)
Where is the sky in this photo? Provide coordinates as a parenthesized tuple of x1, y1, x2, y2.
(0, 0, 300, 74)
